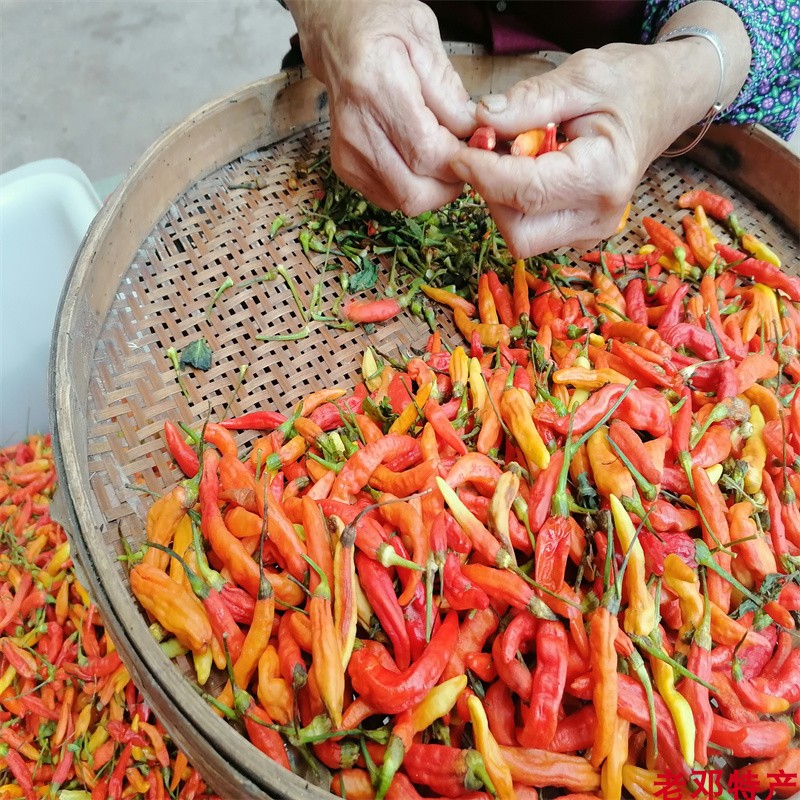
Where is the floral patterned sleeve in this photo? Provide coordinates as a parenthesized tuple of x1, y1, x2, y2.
(641, 0, 800, 139)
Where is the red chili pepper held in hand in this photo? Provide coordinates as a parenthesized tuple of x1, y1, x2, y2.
(468, 125, 497, 150)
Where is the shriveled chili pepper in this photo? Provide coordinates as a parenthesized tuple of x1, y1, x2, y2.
(518, 620, 568, 749)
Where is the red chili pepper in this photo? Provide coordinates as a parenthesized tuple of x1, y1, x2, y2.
(486, 270, 515, 327)
(518, 620, 569, 748)
(468, 125, 497, 150)
(581, 250, 661, 272)
(642, 216, 697, 265)
(355, 552, 412, 671)
(348, 611, 459, 714)
(677, 189, 734, 220)
(715, 243, 800, 301)
(423, 395, 467, 455)
(442, 607, 498, 682)
(220, 409, 288, 431)
(163, 419, 200, 477)
(442, 551, 490, 611)
(343, 298, 402, 323)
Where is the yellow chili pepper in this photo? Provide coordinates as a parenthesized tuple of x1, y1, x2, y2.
(478, 273, 500, 325)
(454, 307, 511, 348)
(743, 284, 781, 342)
(449, 346, 469, 394)
(353, 573, 375, 631)
(0, 665, 16, 696)
(741, 404, 767, 494)
(468, 356, 488, 413)
(615, 201, 632, 234)
(741, 233, 781, 267)
(623, 764, 689, 800)
(500, 387, 550, 470)
(662, 555, 765, 648)
(411, 675, 467, 731)
(552, 366, 631, 390)
(44, 540, 71, 576)
(568, 355, 592, 410)
(192, 646, 213, 686)
(420, 284, 476, 317)
(693, 205, 719, 250)
(169, 514, 193, 586)
(74, 703, 93, 740)
(705, 464, 724, 485)
(142, 482, 196, 571)
(587, 428, 635, 501)
(650, 642, 696, 766)
(487, 471, 520, 566)
(361, 347, 383, 392)
(743, 383, 781, 423)
(467, 695, 517, 800)
(609, 494, 656, 636)
(130, 563, 213, 653)
(588, 333, 606, 349)
(388, 381, 432, 435)
(87, 723, 109, 755)
(600, 717, 629, 800)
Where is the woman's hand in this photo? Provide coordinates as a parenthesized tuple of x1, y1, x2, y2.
(450, 42, 725, 257)
(287, 0, 475, 216)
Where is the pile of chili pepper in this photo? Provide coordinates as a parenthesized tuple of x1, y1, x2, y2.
(0, 434, 219, 800)
(138, 184, 800, 800)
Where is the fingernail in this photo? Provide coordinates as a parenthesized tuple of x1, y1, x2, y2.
(479, 94, 507, 114)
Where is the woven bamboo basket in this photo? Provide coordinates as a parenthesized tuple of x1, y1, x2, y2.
(51, 45, 799, 799)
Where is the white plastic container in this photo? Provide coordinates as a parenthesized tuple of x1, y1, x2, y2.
(0, 159, 101, 445)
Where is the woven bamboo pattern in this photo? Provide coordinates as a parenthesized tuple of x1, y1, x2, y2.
(85, 119, 798, 569)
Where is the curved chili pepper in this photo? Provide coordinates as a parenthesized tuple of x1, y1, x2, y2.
(442, 551, 490, 611)
(220, 409, 287, 431)
(518, 620, 568, 749)
(442, 607, 498, 682)
(582, 250, 661, 272)
(716, 243, 800, 301)
(355, 552, 411, 671)
(330, 434, 417, 501)
(486, 270, 515, 327)
(163, 419, 200, 477)
(347, 611, 458, 714)
(403, 744, 492, 797)
(484, 678, 518, 747)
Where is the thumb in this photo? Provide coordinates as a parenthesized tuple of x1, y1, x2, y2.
(475, 68, 592, 138)
(412, 45, 477, 137)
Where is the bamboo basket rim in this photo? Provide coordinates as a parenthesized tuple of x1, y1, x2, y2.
(49, 44, 799, 800)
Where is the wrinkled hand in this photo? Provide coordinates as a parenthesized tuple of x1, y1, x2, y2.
(450, 44, 707, 257)
(290, 0, 475, 216)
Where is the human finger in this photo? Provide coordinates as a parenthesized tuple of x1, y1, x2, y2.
(474, 53, 603, 137)
(489, 204, 606, 258)
(449, 146, 586, 218)
(331, 122, 464, 216)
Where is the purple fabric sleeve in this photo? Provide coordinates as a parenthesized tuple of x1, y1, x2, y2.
(641, 0, 800, 139)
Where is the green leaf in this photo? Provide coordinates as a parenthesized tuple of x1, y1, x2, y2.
(348, 257, 379, 293)
(180, 337, 213, 372)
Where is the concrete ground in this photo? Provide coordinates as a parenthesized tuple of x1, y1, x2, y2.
(2, 1, 798, 185)
(1, 0, 298, 184)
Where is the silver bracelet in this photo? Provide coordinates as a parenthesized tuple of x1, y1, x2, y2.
(655, 25, 726, 157)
